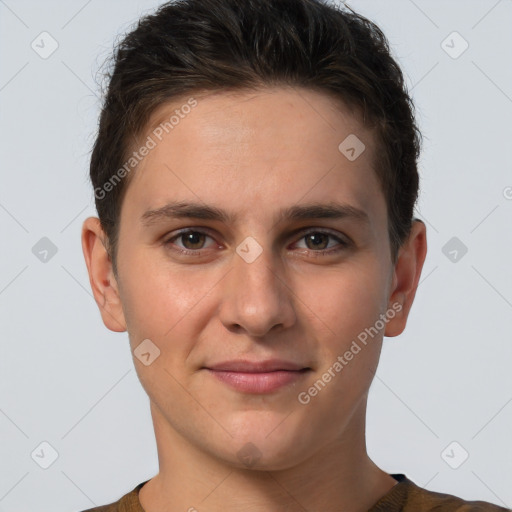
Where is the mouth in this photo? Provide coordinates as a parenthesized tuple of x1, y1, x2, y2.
(203, 359, 312, 394)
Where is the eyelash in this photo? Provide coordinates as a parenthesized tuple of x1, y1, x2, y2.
(163, 228, 350, 257)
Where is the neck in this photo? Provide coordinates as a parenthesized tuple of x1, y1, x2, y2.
(139, 401, 397, 512)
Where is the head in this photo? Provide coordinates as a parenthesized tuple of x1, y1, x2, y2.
(90, 0, 422, 275)
(83, 0, 427, 471)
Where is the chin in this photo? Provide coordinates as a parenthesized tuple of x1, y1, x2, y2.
(214, 414, 313, 471)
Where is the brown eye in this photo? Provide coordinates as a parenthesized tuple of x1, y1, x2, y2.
(179, 231, 208, 250)
(164, 229, 217, 254)
(304, 232, 330, 250)
(294, 230, 349, 254)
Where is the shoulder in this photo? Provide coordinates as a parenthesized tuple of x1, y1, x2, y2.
(369, 474, 510, 512)
(77, 480, 148, 512)
(393, 475, 510, 512)
(409, 487, 509, 511)
(79, 506, 116, 512)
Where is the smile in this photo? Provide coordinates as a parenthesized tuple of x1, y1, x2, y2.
(205, 367, 311, 393)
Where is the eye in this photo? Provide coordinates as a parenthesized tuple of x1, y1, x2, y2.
(164, 229, 217, 255)
(293, 230, 349, 254)
(163, 228, 350, 258)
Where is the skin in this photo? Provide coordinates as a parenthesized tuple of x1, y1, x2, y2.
(82, 86, 427, 512)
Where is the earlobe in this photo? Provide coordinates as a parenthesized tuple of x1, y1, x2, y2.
(384, 219, 427, 338)
(81, 217, 127, 333)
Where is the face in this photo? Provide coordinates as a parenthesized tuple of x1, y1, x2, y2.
(86, 86, 419, 471)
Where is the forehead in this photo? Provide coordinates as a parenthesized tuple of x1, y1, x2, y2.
(122, 86, 386, 231)
(146, 86, 372, 164)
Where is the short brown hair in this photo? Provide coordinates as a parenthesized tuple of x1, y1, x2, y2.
(90, 0, 422, 274)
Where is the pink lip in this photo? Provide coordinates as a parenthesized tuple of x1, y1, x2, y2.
(204, 359, 311, 394)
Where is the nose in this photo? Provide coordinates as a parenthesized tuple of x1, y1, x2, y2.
(218, 240, 297, 338)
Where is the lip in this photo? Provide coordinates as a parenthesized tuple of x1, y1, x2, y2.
(204, 359, 311, 394)
(206, 359, 308, 372)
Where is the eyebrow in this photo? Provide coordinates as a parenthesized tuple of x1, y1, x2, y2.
(140, 200, 370, 227)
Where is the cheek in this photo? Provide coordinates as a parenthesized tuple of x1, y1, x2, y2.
(294, 265, 387, 419)
(298, 258, 388, 343)
(117, 250, 219, 348)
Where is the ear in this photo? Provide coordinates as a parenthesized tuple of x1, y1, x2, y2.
(81, 217, 127, 332)
(384, 219, 427, 337)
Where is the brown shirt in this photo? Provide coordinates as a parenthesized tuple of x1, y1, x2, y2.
(80, 473, 510, 511)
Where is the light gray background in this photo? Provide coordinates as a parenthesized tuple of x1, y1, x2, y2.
(1, 1, 511, 511)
